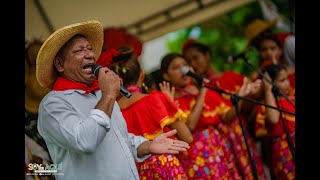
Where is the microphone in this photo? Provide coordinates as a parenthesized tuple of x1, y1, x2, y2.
(227, 52, 246, 64)
(92, 64, 132, 98)
(181, 66, 210, 86)
(181, 66, 230, 94)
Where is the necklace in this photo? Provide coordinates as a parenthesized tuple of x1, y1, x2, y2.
(126, 85, 142, 93)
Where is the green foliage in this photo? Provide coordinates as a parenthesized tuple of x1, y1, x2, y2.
(166, 29, 190, 53)
(165, 0, 293, 77)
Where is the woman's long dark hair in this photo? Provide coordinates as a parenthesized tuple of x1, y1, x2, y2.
(110, 46, 141, 87)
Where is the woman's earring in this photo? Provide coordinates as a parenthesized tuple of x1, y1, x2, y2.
(142, 83, 149, 93)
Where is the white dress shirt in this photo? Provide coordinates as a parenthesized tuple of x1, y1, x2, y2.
(37, 89, 150, 180)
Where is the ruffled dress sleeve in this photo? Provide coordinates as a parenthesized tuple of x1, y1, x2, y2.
(121, 91, 187, 140)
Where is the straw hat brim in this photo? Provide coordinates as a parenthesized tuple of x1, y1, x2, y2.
(25, 70, 51, 113)
(26, 40, 43, 66)
(25, 60, 29, 85)
(245, 19, 277, 49)
(36, 20, 104, 89)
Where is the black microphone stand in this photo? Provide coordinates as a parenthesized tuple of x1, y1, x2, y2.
(239, 55, 295, 107)
(203, 83, 295, 115)
(240, 54, 296, 165)
(272, 87, 295, 164)
(203, 82, 295, 180)
(231, 94, 259, 180)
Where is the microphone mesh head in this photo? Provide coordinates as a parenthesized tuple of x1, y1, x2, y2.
(181, 66, 190, 75)
(92, 64, 101, 77)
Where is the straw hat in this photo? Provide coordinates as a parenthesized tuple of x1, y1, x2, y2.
(36, 20, 104, 89)
(25, 69, 51, 113)
(245, 18, 277, 48)
(26, 39, 43, 66)
(25, 40, 51, 113)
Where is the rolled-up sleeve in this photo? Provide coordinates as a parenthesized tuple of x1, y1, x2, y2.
(91, 109, 111, 129)
(38, 95, 111, 154)
(127, 133, 151, 162)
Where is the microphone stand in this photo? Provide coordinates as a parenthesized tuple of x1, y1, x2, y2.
(203, 83, 295, 115)
(272, 87, 295, 164)
(241, 55, 296, 164)
(240, 56, 295, 107)
(202, 82, 295, 180)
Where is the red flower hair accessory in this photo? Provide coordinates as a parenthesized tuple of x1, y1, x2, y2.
(96, 48, 119, 68)
(182, 38, 196, 51)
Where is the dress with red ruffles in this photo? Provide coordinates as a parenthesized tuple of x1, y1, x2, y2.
(174, 89, 241, 180)
(288, 72, 295, 96)
(216, 115, 267, 180)
(120, 90, 188, 180)
(270, 97, 295, 180)
(207, 71, 267, 180)
(255, 104, 268, 138)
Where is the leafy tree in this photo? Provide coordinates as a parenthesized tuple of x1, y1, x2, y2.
(165, 0, 293, 77)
